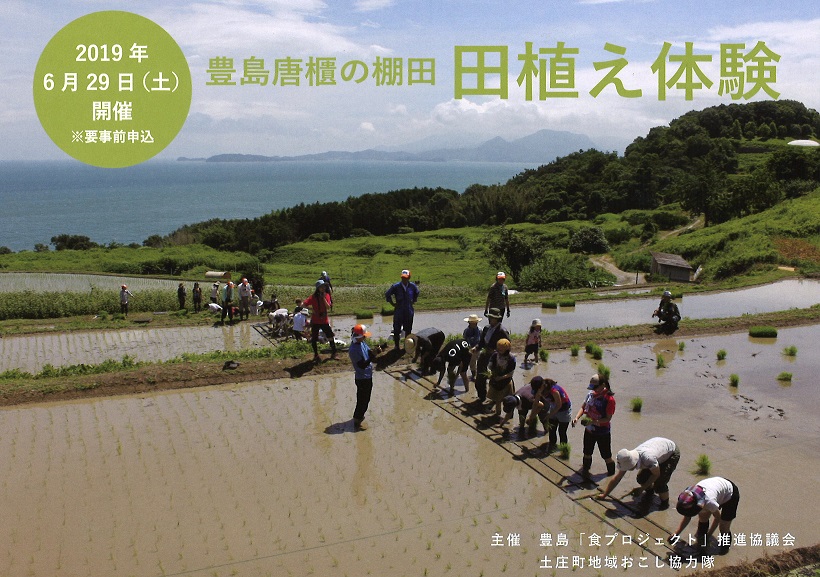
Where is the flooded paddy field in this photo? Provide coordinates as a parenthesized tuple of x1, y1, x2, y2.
(1, 279, 817, 374)
(0, 327, 817, 576)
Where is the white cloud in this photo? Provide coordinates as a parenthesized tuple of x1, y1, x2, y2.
(359, 121, 376, 131)
(354, 0, 395, 12)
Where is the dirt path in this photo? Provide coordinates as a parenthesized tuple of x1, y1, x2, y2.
(590, 254, 646, 285)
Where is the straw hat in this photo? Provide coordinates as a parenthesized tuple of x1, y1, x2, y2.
(463, 314, 481, 323)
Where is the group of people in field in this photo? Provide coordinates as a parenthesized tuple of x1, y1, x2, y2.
(350, 269, 732, 559)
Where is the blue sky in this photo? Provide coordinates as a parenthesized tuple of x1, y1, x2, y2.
(2, 0, 819, 161)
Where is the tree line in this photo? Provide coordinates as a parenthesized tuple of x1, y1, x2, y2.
(6, 100, 816, 258)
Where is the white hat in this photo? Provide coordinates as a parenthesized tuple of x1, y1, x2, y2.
(401, 269, 411, 278)
(616, 448, 639, 471)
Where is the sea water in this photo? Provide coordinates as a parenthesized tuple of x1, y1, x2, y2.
(0, 159, 533, 252)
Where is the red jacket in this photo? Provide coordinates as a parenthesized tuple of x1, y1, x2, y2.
(303, 292, 332, 324)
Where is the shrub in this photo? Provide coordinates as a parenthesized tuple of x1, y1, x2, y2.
(749, 326, 778, 338)
(694, 454, 712, 476)
(570, 345, 580, 357)
(615, 252, 652, 273)
(717, 349, 727, 361)
(630, 397, 643, 413)
(568, 226, 610, 254)
(729, 374, 740, 387)
(518, 252, 616, 291)
(777, 372, 793, 382)
(783, 345, 798, 357)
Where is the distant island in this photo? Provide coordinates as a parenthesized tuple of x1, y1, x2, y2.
(177, 129, 598, 165)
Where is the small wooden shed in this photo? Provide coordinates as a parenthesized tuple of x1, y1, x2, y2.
(650, 252, 693, 282)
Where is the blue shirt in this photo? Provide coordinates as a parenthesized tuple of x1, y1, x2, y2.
(463, 325, 481, 347)
(348, 340, 373, 380)
(385, 280, 419, 314)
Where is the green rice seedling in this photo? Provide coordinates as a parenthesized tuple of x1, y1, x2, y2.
(557, 443, 571, 459)
(678, 341, 685, 351)
(590, 345, 604, 360)
(749, 326, 778, 338)
(380, 306, 394, 316)
(542, 300, 558, 309)
(729, 374, 740, 387)
(570, 344, 580, 357)
(694, 454, 711, 476)
(716, 349, 727, 361)
(558, 299, 576, 307)
(580, 417, 592, 427)
(539, 349, 549, 362)
(656, 354, 666, 369)
(777, 372, 792, 382)
(354, 310, 374, 319)
(630, 397, 643, 413)
(596, 363, 611, 381)
(585, 342, 596, 354)
(783, 345, 798, 357)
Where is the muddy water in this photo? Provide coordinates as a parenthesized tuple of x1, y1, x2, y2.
(1, 279, 817, 373)
(0, 327, 817, 576)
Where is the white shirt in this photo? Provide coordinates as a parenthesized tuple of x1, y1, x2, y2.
(634, 437, 677, 470)
(694, 477, 734, 512)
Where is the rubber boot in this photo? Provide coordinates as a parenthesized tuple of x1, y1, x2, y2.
(581, 455, 592, 478)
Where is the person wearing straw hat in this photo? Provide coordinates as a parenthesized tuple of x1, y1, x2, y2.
(596, 437, 680, 510)
(462, 314, 482, 380)
(348, 324, 379, 431)
(473, 307, 510, 402)
(119, 284, 133, 317)
(385, 269, 420, 351)
(484, 272, 511, 318)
